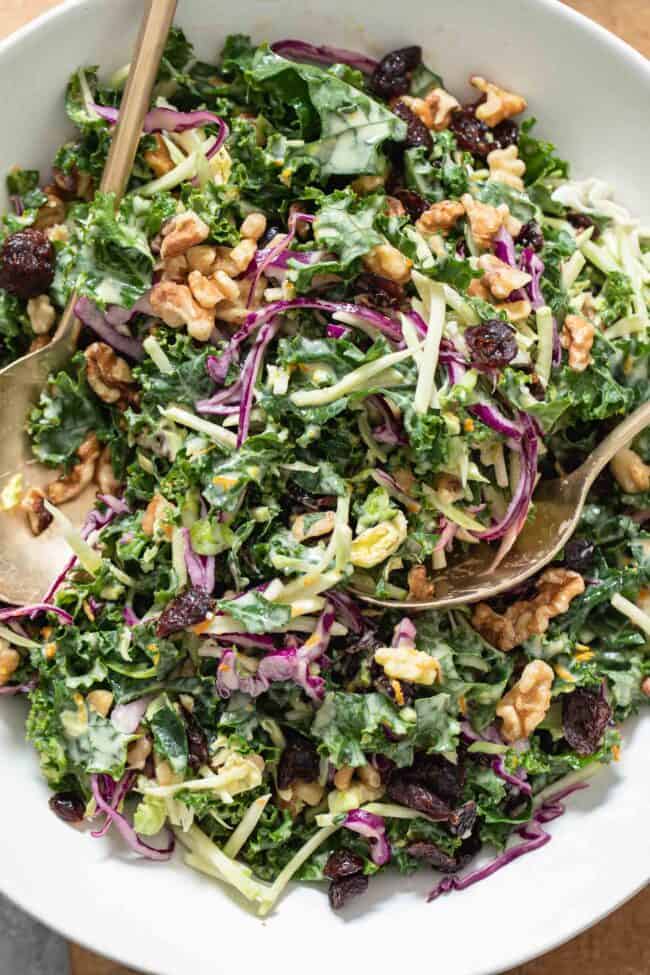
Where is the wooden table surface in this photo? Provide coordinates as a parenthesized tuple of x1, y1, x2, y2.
(0, 1, 648, 973)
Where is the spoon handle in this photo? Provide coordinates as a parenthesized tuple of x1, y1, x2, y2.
(574, 399, 650, 492)
(52, 0, 177, 347)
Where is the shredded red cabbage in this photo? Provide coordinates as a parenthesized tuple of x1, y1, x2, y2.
(519, 246, 545, 309)
(182, 527, 215, 593)
(325, 590, 370, 636)
(270, 39, 378, 74)
(74, 297, 144, 361)
(326, 322, 351, 339)
(491, 755, 532, 796)
(111, 698, 151, 735)
(0, 603, 73, 625)
(216, 603, 335, 701)
(469, 402, 524, 440)
(236, 317, 281, 447)
(477, 413, 538, 542)
(433, 517, 457, 553)
(92, 103, 228, 153)
(344, 809, 391, 866)
(90, 774, 174, 860)
(427, 781, 590, 903)
(367, 395, 407, 446)
(247, 211, 314, 306)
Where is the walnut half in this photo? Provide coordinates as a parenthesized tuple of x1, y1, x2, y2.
(85, 342, 138, 408)
(46, 432, 101, 505)
(472, 568, 586, 651)
(496, 660, 554, 742)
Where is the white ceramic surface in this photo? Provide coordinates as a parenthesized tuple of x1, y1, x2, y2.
(0, 2, 648, 973)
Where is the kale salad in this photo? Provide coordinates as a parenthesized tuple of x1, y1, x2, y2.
(0, 31, 649, 914)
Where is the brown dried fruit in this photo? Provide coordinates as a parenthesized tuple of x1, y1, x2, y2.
(0, 228, 55, 299)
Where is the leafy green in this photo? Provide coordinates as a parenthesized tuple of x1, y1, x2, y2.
(248, 46, 406, 178)
(147, 695, 188, 774)
(518, 117, 569, 185)
(311, 691, 416, 767)
(28, 354, 113, 468)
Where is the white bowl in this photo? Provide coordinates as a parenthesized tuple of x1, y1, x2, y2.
(0, 2, 648, 973)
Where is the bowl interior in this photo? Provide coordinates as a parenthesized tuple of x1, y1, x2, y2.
(0, 2, 649, 974)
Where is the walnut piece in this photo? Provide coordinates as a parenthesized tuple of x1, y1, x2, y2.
(160, 211, 210, 260)
(150, 281, 215, 342)
(27, 294, 56, 335)
(85, 342, 137, 407)
(363, 243, 412, 284)
(470, 76, 527, 127)
(416, 200, 465, 236)
(461, 194, 508, 249)
(487, 145, 526, 190)
(561, 313, 594, 372)
(496, 660, 554, 742)
(159, 254, 189, 283)
(186, 245, 217, 275)
(407, 564, 435, 600)
(472, 568, 586, 651)
(610, 447, 650, 494)
(213, 239, 257, 277)
(22, 487, 53, 536)
(144, 134, 174, 177)
(46, 433, 101, 505)
(34, 188, 66, 231)
(397, 95, 433, 128)
(424, 87, 460, 130)
(0, 642, 20, 687)
(240, 212, 267, 241)
(478, 254, 532, 300)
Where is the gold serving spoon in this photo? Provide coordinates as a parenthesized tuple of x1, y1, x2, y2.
(351, 400, 650, 610)
(0, 0, 177, 605)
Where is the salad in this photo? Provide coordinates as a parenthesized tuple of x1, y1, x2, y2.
(0, 30, 649, 915)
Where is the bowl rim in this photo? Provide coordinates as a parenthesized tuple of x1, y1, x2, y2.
(0, 1, 648, 972)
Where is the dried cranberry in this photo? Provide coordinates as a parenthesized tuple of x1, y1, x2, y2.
(562, 688, 611, 755)
(387, 777, 451, 819)
(448, 799, 477, 838)
(464, 320, 518, 368)
(0, 228, 55, 299)
(183, 708, 209, 771)
(449, 107, 492, 158)
(277, 733, 320, 789)
(156, 586, 214, 637)
(492, 119, 519, 150)
(391, 100, 433, 151)
(393, 188, 427, 222)
(567, 212, 600, 240)
(562, 539, 595, 573)
(402, 753, 466, 804)
(49, 791, 85, 823)
(323, 848, 365, 880)
(355, 272, 406, 311)
(370, 46, 422, 99)
(516, 220, 544, 252)
(407, 842, 462, 873)
(328, 873, 369, 909)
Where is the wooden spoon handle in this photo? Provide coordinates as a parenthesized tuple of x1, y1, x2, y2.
(100, 0, 177, 196)
(53, 0, 177, 346)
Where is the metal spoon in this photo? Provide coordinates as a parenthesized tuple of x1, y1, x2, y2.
(0, 0, 177, 605)
(351, 400, 650, 611)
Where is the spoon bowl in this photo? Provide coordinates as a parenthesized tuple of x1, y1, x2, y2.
(0, 0, 177, 606)
(351, 400, 650, 610)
